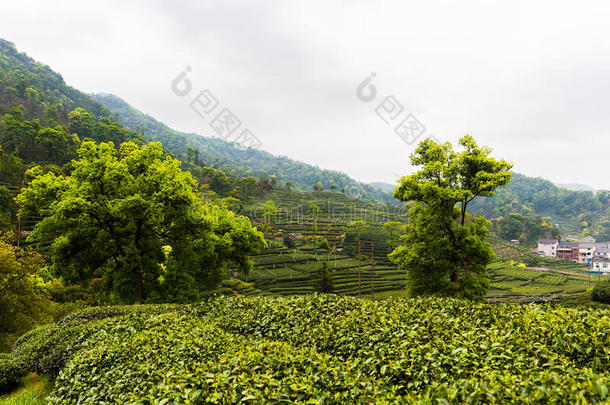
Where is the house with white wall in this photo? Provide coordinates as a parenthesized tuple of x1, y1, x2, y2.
(594, 245, 610, 260)
(592, 257, 610, 273)
(537, 239, 558, 257)
(578, 243, 595, 264)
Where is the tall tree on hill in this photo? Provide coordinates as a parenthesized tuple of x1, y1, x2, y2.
(316, 261, 334, 293)
(307, 203, 320, 235)
(390, 135, 512, 299)
(17, 140, 266, 304)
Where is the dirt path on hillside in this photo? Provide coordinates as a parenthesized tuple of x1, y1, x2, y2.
(526, 267, 588, 277)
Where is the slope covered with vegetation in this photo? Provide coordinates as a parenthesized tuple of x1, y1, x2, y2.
(92, 92, 391, 201)
(471, 172, 610, 240)
(2, 295, 610, 403)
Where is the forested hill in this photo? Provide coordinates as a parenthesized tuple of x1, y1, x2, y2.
(0, 37, 389, 202)
(2, 37, 608, 240)
(470, 172, 610, 240)
(92, 92, 390, 201)
(0, 40, 110, 124)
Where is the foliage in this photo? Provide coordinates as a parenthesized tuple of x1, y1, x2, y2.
(316, 262, 334, 293)
(307, 203, 320, 235)
(382, 221, 404, 250)
(0, 373, 52, 405)
(3, 296, 610, 403)
(470, 172, 610, 240)
(0, 304, 180, 394)
(0, 233, 52, 351)
(391, 136, 512, 299)
(17, 140, 266, 303)
(92, 93, 393, 202)
(494, 212, 561, 243)
(591, 281, 610, 304)
(282, 234, 296, 249)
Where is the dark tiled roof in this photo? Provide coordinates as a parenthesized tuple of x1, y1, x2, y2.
(559, 242, 578, 248)
(538, 239, 558, 245)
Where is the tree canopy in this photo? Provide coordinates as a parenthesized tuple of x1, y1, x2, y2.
(390, 135, 512, 299)
(17, 140, 266, 303)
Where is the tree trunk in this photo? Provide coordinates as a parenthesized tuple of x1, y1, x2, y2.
(134, 267, 143, 304)
(461, 199, 467, 226)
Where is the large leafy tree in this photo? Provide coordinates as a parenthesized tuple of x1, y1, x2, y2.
(17, 140, 266, 303)
(390, 135, 512, 299)
(0, 233, 51, 350)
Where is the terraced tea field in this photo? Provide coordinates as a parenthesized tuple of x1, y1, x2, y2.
(227, 191, 608, 300)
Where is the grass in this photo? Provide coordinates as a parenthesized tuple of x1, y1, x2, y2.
(0, 374, 51, 405)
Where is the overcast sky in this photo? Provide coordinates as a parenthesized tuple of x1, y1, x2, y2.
(2, 0, 610, 189)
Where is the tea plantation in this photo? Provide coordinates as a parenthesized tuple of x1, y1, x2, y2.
(2, 295, 610, 403)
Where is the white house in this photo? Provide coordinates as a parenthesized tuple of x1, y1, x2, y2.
(594, 245, 610, 260)
(592, 257, 610, 273)
(578, 243, 596, 264)
(537, 239, 559, 257)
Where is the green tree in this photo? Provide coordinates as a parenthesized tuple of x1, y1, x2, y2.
(314, 181, 324, 192)
(382, 221, 405, 250)
(35, 126, 79, 163)
(307, 203, 320, 235)
(0, 233, 51, 350)
(258, 200, 277, 237)
(17, 140, 266, 304)
(390, 136, 512, 299)
(68, 108, 95, 139)
(283, 234, 296, 249)
(316, 262, 333, 293)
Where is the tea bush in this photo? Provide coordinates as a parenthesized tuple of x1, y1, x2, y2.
(592, 281, 610, 304)
(2, 295, 610, 403)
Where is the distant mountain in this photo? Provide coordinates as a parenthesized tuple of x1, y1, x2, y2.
(369, 182, 396, 193)
(0, 39, 110, 123)
(555, 183, 597, 193)
(0, 37, 392, 203)
(3, 37, 609, 238)
(92, 93, 392, 202)
(470, 172, 610, 240)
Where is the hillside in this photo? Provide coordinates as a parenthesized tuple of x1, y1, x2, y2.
(230, 189, 599, 299)
(556, 182, 597, 192)
(4, 36, 607, 238)
(0, 37, 605, 301)
(0, 39, 110, 127)
(470, 172, 610, 240)
(92, 92, 392, 202)
(0, 38, 390, 204)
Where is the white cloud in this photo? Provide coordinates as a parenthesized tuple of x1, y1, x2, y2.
(1, 0, 610, 188)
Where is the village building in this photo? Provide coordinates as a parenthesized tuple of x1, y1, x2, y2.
(538, 239, 610, 266)
(536, 239, 558, 257)
(557, 242, 579, 261)
(594, 245, 610, 260)
(592, 257, 610, 273)
(578, 243, 595, 264)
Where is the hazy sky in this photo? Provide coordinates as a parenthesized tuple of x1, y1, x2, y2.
(2, 0, 610, 189)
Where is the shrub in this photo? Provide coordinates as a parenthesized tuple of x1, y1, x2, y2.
(3, 296, 610, 402)
(592, 281, 610, 304)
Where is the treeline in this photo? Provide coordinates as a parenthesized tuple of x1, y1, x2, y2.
(0, 39, 108, 124)
(470, 172, 610, 241)
(92, 93, 392, 202)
